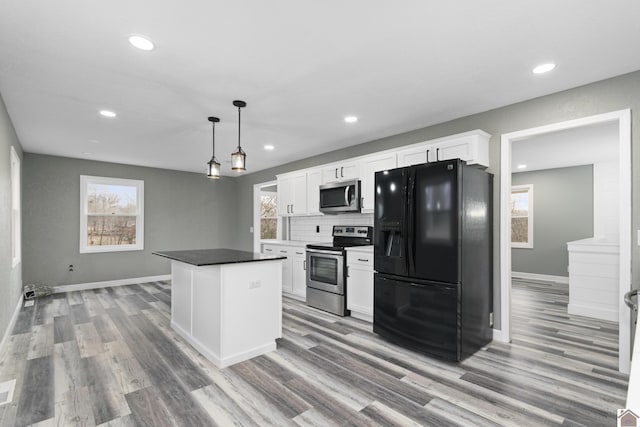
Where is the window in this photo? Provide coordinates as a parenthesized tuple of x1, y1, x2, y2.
(260, 192, 277, 240)
(80, 175, 144, 253)
(511, 184, 533, 248)
(10, 146, 21, 267)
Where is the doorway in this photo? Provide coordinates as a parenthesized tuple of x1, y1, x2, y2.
(499, 109, 632, 373)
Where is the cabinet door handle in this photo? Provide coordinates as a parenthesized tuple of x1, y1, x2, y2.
(346, 265, 349, 277)
(280, 250, 288, 254)
(436, 148, 440, 161)
(291, 204, 294, 214)
(335, 168, 338, 179)
(286, 205, 290, 214)
(265, 248, 273, 252)
(357, 258, 369, 262)
(361, 197, 364, 207)
(341, 166, 344, 177)
(426, 149, 430, 163)
(303, 260, 306, 270)
(295, 251, 303, 255)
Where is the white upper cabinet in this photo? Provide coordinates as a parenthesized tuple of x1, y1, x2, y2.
(306, 168, 322, 215)
(397, 130, 490, 168)
(277, 172, 307, 216)
(275, 130, 490, 217)
(397, 145, 432, 168)
(360, 152, 397, 212)
(433, 131, 490, 166)
(321, 160, 360, 184)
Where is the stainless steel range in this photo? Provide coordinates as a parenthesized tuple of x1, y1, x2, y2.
(306, 225, 373, 316)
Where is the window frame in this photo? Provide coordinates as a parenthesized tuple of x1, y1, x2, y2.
(259, 190, 278, 240)
(511, 184, 534, 249)
(80, 175, 144, 253)
(10, 146, 21, 268)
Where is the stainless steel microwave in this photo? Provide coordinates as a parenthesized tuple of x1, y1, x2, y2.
(319, 180, 361, 214)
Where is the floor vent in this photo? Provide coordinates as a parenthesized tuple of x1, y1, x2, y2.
(0, 379, 16, 406)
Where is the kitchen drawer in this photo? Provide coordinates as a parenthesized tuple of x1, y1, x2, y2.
(347, 251, 373, 269)
(262, 244, 292, 256)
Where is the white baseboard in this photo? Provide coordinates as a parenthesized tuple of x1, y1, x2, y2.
(568, 303, 618, 322)
(0, 294, 24, 354)
(511, 271, 569, 284)
(492, 328, 509, 343)
(54, 274, 171, 293)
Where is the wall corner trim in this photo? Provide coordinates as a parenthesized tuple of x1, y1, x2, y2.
(492, 328, 509, 343)
(53, 274, 171, 293)
(0, 294, 24, 354)
(493, 329, 510, 343)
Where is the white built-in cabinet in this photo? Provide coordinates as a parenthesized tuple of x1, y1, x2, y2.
(262, 242, 307, 301)
(275, 129, 490, 218)
(321, 160, 360, 184)
(397, 130, 490, 168)
(277, 172, 307, 216)
(306, 168, 322, 215)
(360, 152, 397, 212)
(346, 247, 374, 322)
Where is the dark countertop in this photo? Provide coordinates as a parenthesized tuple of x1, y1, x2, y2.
(152, 249, 286, 266)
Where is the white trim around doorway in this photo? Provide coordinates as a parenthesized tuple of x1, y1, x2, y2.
(499, 109, 632, 373)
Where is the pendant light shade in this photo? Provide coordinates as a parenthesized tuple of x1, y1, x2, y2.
(231, 100, 247, 172)
(207, 116, 221, 179)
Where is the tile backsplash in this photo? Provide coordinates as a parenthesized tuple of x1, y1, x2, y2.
(289, 213, 374, 242)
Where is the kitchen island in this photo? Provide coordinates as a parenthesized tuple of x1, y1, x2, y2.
(153, 249, 286, 368)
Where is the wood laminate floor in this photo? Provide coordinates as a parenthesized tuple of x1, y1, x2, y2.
(0, 278, 628, 426)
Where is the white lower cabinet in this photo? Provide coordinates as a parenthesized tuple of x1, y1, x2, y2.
(291, 250, 307, 300)
(346, 247, 374, 322)
(262, 243, 307, 301)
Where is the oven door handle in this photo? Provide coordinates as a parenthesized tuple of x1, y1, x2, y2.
(307, 249, 343, 256)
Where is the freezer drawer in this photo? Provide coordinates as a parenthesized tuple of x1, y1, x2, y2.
(373, 274, 460, 360)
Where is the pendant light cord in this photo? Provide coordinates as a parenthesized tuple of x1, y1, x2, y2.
(237, 105, 242, 150)
(212, 120, 215, 155)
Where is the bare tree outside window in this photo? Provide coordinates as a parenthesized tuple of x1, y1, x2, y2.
(511, 184, 533, 248)
(260, 193, 277, 240)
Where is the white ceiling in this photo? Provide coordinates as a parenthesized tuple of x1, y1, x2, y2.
(1, 1, 639, 176)
(512, 121, 619, 173)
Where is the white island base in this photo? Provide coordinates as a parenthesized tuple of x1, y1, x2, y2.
(170, 259, 283, 368)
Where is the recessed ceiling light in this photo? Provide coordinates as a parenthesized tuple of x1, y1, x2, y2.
(88, 139, 100, 144)
(81, 152, 93, 155)
(344, 116, 358, 123)
(532, 63, 556, 74)
(517, 164, 527, 169)
(264, 145, 275, 150)
(99, 110, 116, 118)
(128, 35, 155, 51)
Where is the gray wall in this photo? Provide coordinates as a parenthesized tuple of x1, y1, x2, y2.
(235, 70, 640, 330)
(0, 94, 23, 340)
(22, 154, 239, 286)
(512, 166, 593, 277)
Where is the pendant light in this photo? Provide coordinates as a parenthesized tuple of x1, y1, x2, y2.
(206, 116, 221, 179)
(231, 100, 247, 171)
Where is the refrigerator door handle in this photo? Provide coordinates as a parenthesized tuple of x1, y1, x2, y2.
(385, 231, 395, 256)
(407, 169, 416, 276)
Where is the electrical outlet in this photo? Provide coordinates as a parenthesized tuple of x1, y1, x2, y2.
(249, 226, 254, 233)
(249, 280, 261, 289)
(68, 264, 74, 272)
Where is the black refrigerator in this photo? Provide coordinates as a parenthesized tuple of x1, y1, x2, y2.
(373, 159, 493, 361)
